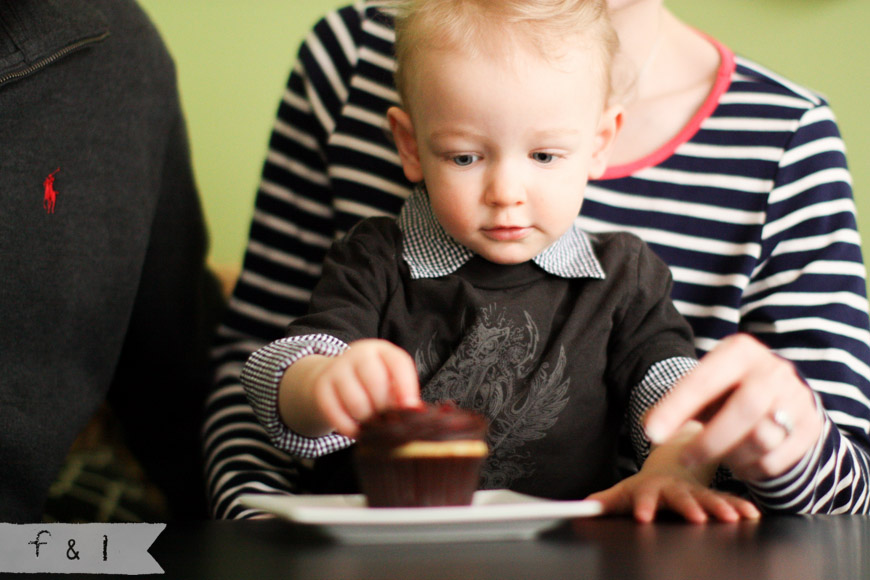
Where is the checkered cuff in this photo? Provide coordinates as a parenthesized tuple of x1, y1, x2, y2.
(240, 334, 355, 457)
(629, 357, 698, 463)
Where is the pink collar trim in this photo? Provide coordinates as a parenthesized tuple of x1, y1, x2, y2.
(599, 35, 735, 181)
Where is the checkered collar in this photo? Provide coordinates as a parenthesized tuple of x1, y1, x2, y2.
(396, 185, 606, 280)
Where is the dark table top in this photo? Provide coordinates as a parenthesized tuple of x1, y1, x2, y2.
(138, 514, 870, 580)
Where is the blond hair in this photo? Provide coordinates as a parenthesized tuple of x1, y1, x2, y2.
(388, 0, 619, 108)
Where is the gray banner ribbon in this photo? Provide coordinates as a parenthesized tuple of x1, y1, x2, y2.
(0, 523, 165, 574)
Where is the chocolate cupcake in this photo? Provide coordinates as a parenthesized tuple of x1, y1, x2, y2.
(354, 402, 489, 507)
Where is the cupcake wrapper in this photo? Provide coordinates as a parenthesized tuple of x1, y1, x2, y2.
(355, 455, 485, 508)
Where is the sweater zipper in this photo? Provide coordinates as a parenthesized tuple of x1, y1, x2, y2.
(0, 31, 110, 87)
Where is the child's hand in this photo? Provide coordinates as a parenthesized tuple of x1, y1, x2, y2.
(587, 421, 761, 523)
(296, 339, 421, 438)
(586, 466, 761, 523)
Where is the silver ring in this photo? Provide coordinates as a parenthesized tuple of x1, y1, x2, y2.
(772, 409, 794, 437)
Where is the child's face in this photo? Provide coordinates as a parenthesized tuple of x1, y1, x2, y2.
(391, 41, 620, 265)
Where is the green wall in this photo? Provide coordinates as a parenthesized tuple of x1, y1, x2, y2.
(138, 0, 870, 270)
(138, 0, 349, 268)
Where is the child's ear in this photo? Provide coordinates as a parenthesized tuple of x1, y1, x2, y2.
(387, 106, 424, 183)
(588, 104, 623, 180)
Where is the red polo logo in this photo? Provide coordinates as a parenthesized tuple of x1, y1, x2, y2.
(43, 168, 60, 214)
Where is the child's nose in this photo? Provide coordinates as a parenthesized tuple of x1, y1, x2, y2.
(484, 166, 525, 207)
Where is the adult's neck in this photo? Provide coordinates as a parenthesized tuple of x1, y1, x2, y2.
(608, 0, 667, 84)
(606, 1, 722, 167)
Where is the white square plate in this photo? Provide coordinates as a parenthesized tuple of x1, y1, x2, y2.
(239, 490, 602, 544)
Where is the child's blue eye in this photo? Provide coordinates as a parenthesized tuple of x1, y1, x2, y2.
(532, 152, 556, 164)
(452, 154, 478, 166)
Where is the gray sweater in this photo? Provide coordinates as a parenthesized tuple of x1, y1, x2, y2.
(0, 0, 223, 522)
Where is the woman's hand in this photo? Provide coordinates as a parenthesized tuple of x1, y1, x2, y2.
(644, 333, 823, 482)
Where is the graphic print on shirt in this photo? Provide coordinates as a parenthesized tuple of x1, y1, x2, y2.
(43, 168, 60, 214)
(415, 305, 571, 488)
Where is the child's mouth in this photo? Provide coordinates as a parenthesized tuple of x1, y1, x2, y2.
(483, 226, 531, 241)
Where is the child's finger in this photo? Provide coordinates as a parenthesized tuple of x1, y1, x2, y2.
(631, 487, 661, 524)
(585, 485, 631, 515)
(697, 491, 740, 522)
(660, 486, 707, 524)
(318, 381, 362, 438)
(353, 355, 395, 411)
(692, 489, 760, 522)
(733, 497, 761, 520)
(379, 345, 421, 408)
(320, 359, 375, 420)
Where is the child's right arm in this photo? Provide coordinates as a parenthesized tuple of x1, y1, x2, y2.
(278, 338, 422, 439)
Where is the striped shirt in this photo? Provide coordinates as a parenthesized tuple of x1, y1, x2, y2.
(205, 1, 870, 518)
